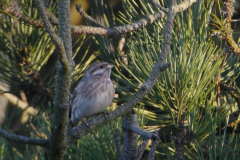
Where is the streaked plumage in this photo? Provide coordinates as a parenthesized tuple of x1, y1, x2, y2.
(68, 61, 115, 129)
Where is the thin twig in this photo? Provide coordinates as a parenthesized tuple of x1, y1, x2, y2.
(148, 132, 159, 160)
(2, 0, 197, 37)
(0, 128, 48, 147)
(35, 0, 69, 71)
(75, 4, 107, 28)
(137, 138, 149, 160)
(149, 0, 168, 13)
(124, 125, 160, 142)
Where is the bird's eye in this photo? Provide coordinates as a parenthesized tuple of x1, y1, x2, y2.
(99, 65, 104, 69)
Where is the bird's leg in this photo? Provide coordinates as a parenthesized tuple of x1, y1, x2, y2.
(98, 112, 108, 118)
(81, 118, 90, 127)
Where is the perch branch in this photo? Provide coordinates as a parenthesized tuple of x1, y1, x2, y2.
(67, 0, 178, 146)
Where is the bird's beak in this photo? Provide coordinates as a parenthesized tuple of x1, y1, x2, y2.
(107, 64, 114, 68)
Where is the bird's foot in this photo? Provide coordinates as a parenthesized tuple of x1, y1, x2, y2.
(98, 112, 108, 118)
(81, 118, 90, 127)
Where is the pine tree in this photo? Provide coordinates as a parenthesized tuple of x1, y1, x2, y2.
(0, 0, 240, 159)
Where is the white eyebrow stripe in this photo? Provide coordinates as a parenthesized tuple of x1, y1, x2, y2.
(93, 68, 105, 75)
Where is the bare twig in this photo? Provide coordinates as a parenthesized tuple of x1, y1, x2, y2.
(0, 127, 48, 147)
(72, 0, 197, 36)
(150, 0, 168, 13)
(175, 0, 197, 13)
(148, 132, 159, 160)
(137, 138, 149, 160)
(124, 125, 160, 142)
(73, 5, 166, 37)
(75, 4, 106, 28)
(118, 36, 128, 65)
(114, 129, 125, 160)
(35, 0, 69, 71)
(2, 0, 197, 37)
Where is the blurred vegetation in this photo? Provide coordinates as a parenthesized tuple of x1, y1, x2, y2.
(0, 0, 240, 159)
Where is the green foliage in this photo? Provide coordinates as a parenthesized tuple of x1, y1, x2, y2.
(0, 0, 240, 159)
(94, 0, 240, 159)
(0, 0, 98, 159)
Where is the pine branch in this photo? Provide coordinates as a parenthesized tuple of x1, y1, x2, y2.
(35, 0, 68, 71)
(123, 124, 160, 142)
(122, 110, 139, 160)
(66, 0, 179, 145)
(137, 138, 149, 160)
(2, 4, 45, 28)
(2, 0, 197, 37)
(221, 0, 240, 55)
(75, 4, 107, 28)
(0, 128, 48, 147)
(114, 129, 125, 160)
(35, 0, 73, 159)
(73, 0, 197, 37)
(150, 0, 168, 13)
(148, 132, 159, 160)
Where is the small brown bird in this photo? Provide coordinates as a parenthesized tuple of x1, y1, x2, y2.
(68, 61, 115, 129)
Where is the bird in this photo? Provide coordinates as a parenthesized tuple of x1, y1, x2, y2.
(67, 61, 115, 129)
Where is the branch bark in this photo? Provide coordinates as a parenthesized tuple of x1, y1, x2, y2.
(0, 0, 198, 157)
(2, 0, 197, 37)
(0, 128, 48, 147)
(148, 132, 159, 160)
(67, 0, 178, 146)
(114, 129, 125, 160)
(122, 110, 139, 160)
(35, 0, 74, 159)
(137, 138, 149, 160)
(124, 124, 159, 142)
(73, 0, 197, 37)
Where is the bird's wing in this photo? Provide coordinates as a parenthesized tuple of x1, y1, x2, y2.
(69, 80, 86, 119)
